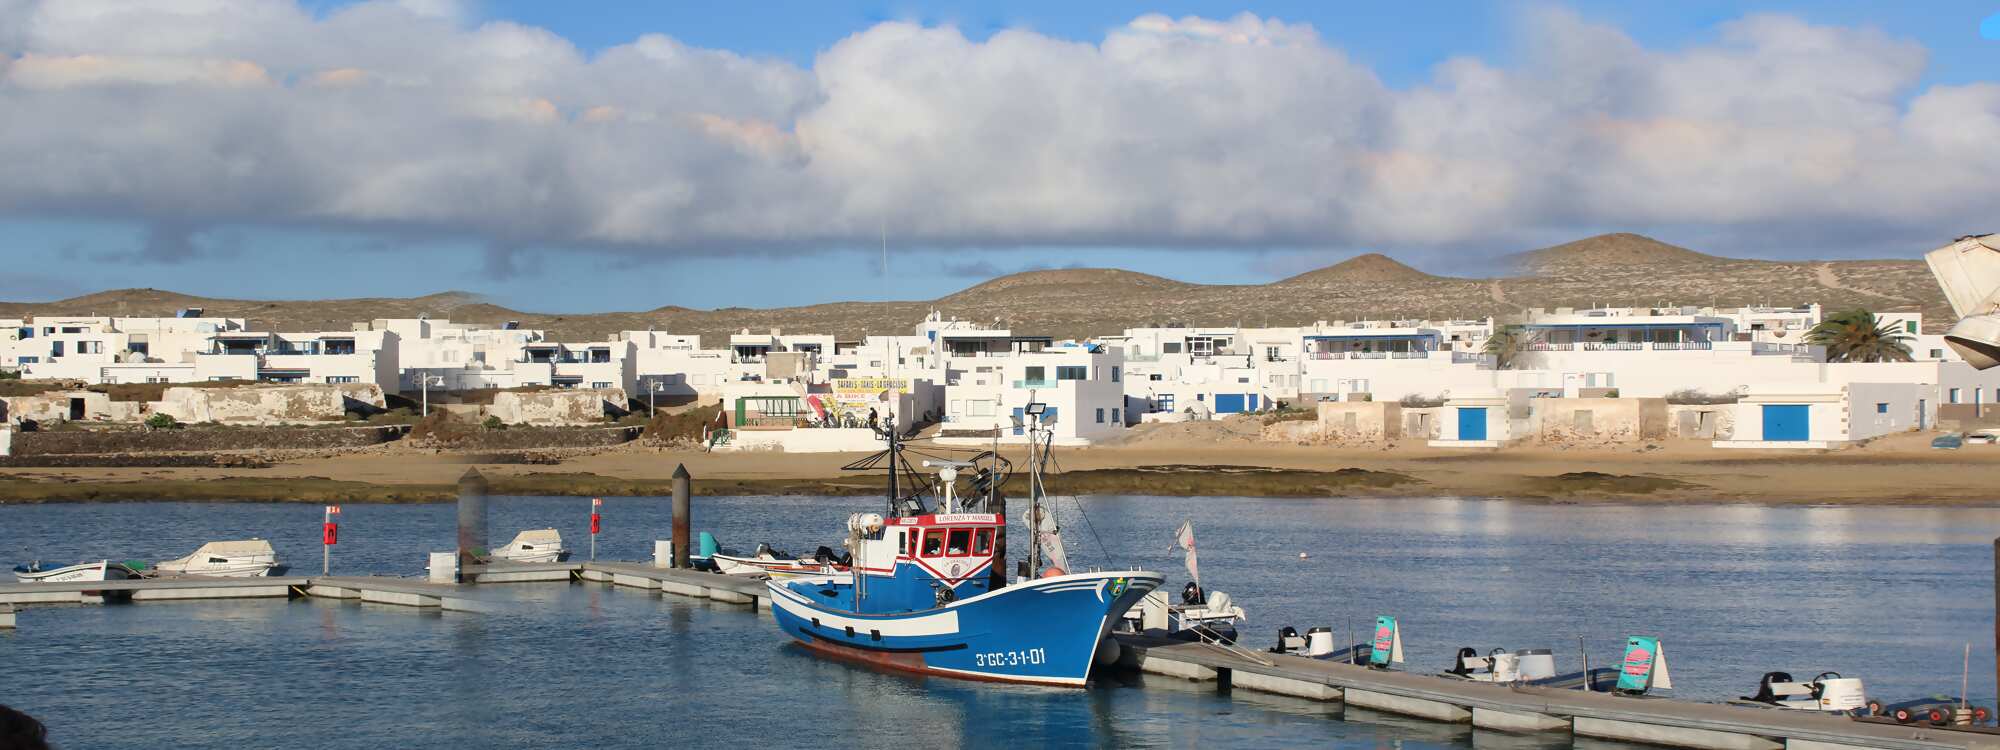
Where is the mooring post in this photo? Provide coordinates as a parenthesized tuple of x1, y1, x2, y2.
(457, 468, 489, 568)
(672, 464, 692, 569)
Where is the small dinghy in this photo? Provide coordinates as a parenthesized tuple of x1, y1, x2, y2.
(1730, 671, 1869, 714)
(1124, 582, 1247, 643)
(714, 543, 849, 580)
(12, 559, 141, 583)
(1269, 626, 1374, 663)
(153, 539, 283, 577)
(490, 529, 569, 563)
(1442, 646, 1619, 691)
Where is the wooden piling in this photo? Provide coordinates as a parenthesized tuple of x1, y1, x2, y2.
(672, 464, 691, 569)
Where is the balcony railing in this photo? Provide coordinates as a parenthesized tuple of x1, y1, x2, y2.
(1582, 342, 1644, 351)
(1524, 342, 1574, 351)
(1309, 352, 1343, 360)
(1012, 379, 1056, 388)
(1651, 341, 1713, 351)
(1350, 352, 1388, 359)
(1389, 351, 1428, 359)
(1452, 352, 1490, 364)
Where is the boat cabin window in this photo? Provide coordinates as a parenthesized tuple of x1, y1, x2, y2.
(946, 529, 972, 556)
(922, 529, 945, 557)
(973, 529, 993, 555)
(208, 557, 228, 563)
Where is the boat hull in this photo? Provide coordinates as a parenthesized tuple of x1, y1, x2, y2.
(13, 561, 138, 583)
(153, 561, 278, 577)
(715, 553, 846, 580)
(770, 570, 1162, 686)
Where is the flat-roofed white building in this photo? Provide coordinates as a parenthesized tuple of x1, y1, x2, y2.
(5, 313, 247, 376)
(366, 318, 553, 393)
(941, 341, 1126, 445)
(202, 330, 401, 390)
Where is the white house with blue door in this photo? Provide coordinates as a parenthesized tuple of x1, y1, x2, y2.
(1715, 382, 1937, 449)
(1428, 391, 1522, 447)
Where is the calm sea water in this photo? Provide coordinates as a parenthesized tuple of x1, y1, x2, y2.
(2, 495, 1996, 750)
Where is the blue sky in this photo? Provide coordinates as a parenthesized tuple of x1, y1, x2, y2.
(3, 1, 1999, 312)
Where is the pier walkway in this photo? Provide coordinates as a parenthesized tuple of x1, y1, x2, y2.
(1117, 636, 1999, 750)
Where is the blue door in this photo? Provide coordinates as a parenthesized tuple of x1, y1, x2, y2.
(1213, 394, 1247, 414)
(1249, 395, 1260, 410)
(1762, 404, 1809, 441)
(1458, 407, 1487, 440)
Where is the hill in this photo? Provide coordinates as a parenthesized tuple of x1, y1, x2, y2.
(1275, 253, 1438, 285)
(1508, 233, 1722, 273)
(0, 233, 1950, 341)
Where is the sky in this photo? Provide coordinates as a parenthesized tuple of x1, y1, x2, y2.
(2, 0, 1999, 312)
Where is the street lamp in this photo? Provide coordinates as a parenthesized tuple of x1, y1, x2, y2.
(649, 380, 663, 414)
(421, 375, 445, 416)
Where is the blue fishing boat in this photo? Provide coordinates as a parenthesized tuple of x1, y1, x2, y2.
(769, 403, 1162, 686)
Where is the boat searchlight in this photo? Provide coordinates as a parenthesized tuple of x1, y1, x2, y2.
(1925, 233, 2000, 370)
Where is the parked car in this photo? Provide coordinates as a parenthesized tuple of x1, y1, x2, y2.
(1931, 433, 1964, 450)
(1966, 430, 2000, 445)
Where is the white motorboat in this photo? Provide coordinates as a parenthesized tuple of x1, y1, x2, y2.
(153, 539, 282, 577)
(491, 529, 569, 563)
(12, 559, 141, 583)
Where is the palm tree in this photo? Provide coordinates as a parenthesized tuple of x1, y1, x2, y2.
(1483, 325, 1535, 369)
(1805, 310, 1913, 363)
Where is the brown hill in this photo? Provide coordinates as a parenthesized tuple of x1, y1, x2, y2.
(1508, 233, 1722, 273)
(1276, 253, 1437, 285)
(941, 268, 1191, 303)
(0, 235, 1952, 342)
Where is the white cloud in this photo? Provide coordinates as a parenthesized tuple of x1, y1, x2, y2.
(0, 1, 1993, 259)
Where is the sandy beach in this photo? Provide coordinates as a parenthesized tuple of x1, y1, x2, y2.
(3, 428, 1997, 505)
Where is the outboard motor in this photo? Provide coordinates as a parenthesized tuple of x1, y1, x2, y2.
(1305, 627, 1336, 657)
(1181, 581, 1205, 606)
(1271, 626, 1304, 654)
(1748, 672, 1796, 703)
(1448, 647, 1481, 677)
(812, 545, 839, 564)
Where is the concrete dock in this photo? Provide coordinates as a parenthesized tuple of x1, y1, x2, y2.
(0, 575, 309, 605)
(576, 561, 769, 609)
(1116, 636, 1999, 750)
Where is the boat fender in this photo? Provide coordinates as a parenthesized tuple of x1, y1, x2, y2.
(1040, 566, 1066, 578)
(1094, 636, 1123, 667)
(934, 586, 957, 607)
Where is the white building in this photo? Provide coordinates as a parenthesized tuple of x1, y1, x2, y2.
(367, 318, 552, 393)
(941, 340, 1127, 445)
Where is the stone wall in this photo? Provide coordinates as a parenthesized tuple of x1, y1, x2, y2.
(1666, 403, 1736, 439)
(9, 425, 405, 455)
(151, 383, 386, 425)
(1535, 397, 1670, 445)
(1312, 402, 1403, 445)
(487, 388, 626, 426)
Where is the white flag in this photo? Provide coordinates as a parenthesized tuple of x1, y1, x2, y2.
(1175, 521, 1199, 587)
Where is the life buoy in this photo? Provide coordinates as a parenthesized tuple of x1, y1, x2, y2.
(1039, 566, 1066, 578)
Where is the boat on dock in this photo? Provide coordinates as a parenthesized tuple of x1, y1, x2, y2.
(153, 539, 283, 577)
(1730, 670, 1869, 714)
(1441, 646, 1619, 691)
(768, 401, 1162, 686)
(490, 529, 569, 564)
(714, 543, 849, 580)
(12, 559, 141, 583)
